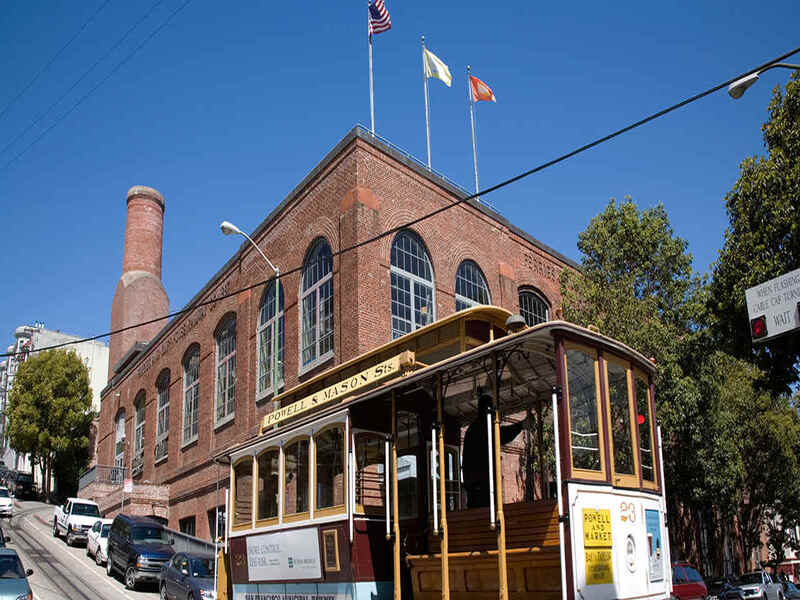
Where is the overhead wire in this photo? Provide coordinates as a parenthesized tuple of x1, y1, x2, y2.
(0, 0, 113, 123)
(0, 0, 192, 172)
(0, 0, 169, 160)
(2, 44, 799, 359)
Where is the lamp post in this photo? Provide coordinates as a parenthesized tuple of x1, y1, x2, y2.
(728, 63, 800, 99)
(220, 221, 281, 405)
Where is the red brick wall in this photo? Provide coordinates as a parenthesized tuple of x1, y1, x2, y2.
(97, 132, 572, 539)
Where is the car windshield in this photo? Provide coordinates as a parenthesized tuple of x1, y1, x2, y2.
(0, 490, 9, 498)
(190, 558, 213, 578)
(132, 526, 169, 544)
(740, 574, 763, 585)
(101, 524, 111, 538)
(0, 556, 25, 579)
(16, 475, 31, 483)
(72, 504, 100, 517)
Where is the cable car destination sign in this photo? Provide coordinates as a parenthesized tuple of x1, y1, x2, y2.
(260, 350, 416, 432)
(745, 267, 800, 343)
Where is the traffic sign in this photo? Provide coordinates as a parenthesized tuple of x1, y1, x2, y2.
(745, 267, 800, 343)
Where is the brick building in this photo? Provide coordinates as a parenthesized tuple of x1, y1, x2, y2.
(85, 126, 577, 539)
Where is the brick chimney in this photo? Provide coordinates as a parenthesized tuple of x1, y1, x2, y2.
(108, 186, 169, 377)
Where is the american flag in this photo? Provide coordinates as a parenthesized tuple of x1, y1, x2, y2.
(368, 0, 391, 35)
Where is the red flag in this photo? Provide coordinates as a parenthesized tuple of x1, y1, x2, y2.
(469, 75, 496, 103)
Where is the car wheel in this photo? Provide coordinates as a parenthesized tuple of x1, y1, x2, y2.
(106, 551, 114, 577)
(52, 519, 58, 538)
(160, 583, 169, 600)
(95, 548, 103, 566)
(125, 566, 138, 590)
(66, 528, 74, 546)
(86, 543, 91, 557)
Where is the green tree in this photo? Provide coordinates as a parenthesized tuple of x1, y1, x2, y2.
(6, 349, 94, 499)
(710, 71, 800, 396)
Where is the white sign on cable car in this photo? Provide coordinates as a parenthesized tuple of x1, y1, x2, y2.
(745, 267, 800, 343)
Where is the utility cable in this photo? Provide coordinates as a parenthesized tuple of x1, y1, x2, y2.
(0, 0, 191, 172)
(0, 0, 112, 123)
(2, 44, 799, 359)
(0, 0, 168, 160)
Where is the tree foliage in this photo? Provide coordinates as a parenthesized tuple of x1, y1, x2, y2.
(6, 349, 94, 499)
(710, 71, 800, 396)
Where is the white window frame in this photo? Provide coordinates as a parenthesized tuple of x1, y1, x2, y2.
(299, 239, 334, 374)
(519, 288, 550, 326)
(182, 348, 200, 447)
(132, 394, 145, 475)
(114, 410, 126, 482)
(455, 259, 490, 311)
(215, 315, 237, 428)
(257, 280, 284, 400)
(390, 231, 436, 339)
(155, 370, 170, 463)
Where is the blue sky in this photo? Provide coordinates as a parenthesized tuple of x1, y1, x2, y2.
(0, 0, 798, 349)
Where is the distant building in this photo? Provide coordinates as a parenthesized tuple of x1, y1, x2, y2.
(1, 324, 109, 477)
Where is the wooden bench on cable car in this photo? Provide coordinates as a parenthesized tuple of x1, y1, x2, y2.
(406, 499, 562, 600)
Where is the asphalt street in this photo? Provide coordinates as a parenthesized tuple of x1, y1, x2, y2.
(5, 499, 159, 600)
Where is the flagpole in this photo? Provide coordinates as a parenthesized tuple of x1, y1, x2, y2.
(422, 35, 431, 169)
(467, 65, 480, 202)
(368, 2, 375, 135)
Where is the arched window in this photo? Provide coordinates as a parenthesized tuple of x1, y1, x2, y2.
(133, 391, 146, 475)
(215, 314, 236, 425)
(258, 280, 284, 398)
(390, 230, 435, 339)
(455, 260, 490, 311)
(155, 369, 170, 462)
(300, 239, 334, 369)
(114, 410, 126, 482)
(182, 346, 200, 445)
(519, 288, 549, 326)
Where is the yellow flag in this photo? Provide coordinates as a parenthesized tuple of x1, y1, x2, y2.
(423, 48, 452, 87)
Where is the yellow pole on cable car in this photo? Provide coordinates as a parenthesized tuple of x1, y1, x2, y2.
(391, 391, 402, 600)
(492, 353, 509, 600)
(436, 375, 450, 600)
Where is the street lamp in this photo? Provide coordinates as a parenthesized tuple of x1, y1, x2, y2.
(220, 221, 282, 404)
(728, 63, 800, 99)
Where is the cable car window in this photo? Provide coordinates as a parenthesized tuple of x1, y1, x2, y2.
(396, 411, 419, 518)
(316, 427, 345, 510)
(355, 433, 386, 512)
(607, 360, 635, 476)
(257, 448, 279, 521)
(566, 348, 601, 472)
(284, 438, 310, 516)
(636, 375, 655, 483)
(233, 459, 253, 527)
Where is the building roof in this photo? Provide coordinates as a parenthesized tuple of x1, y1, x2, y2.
(103, 125, 578, 393)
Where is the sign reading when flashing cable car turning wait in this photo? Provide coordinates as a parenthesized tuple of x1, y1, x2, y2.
(745, 267, 800, 343)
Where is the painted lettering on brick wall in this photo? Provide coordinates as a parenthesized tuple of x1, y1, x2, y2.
(136, 280, 231, 376)
(524, 252, 560, 282)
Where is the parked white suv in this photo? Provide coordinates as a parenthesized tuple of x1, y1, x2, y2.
(53, 498, 101, 546)
(738, 571, 784, 600)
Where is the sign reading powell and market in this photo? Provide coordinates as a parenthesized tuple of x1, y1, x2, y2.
(260, 351, 415, 432)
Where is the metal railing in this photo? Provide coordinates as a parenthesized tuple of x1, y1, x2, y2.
(78, 465, 129, 490)
(353, 124, 501, 214)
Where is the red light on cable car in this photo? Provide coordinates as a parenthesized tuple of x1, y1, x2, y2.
(750, 315, 767, 339)
(637, 414, 645, 425)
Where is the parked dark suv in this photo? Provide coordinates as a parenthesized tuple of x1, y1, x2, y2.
(106, 514, 175, 590)
(8, 472, 35, 499)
